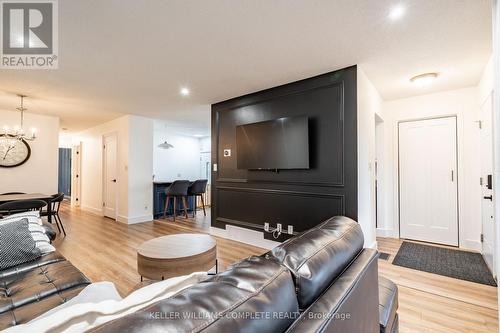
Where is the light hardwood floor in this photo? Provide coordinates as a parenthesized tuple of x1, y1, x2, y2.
(378, 238, 498, 333)
(53, 203, 498, 333)
(53, 203, 266, 296)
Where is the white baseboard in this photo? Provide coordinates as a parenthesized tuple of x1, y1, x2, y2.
(80, 205, 103, 216)
(461, 239, 482, 252)
(117, 214, 153, 224)
(376, 228, 397, 238)
(210, 225, 281, 250)
(367, 240, 378, 250)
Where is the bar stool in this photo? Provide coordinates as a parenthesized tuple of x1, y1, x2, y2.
(163, 180, 190, 221)
(188, 179, 208, 217)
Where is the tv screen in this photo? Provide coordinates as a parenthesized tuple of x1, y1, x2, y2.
(236, 116, 309, 170)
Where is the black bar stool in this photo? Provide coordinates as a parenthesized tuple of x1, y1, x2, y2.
(163, 180, 190, 221)
(188, 179, 208, 217)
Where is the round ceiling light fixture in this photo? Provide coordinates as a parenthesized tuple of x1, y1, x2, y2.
(180, 87, 190, 96)
(389, 4, 406, 20)
(410, 72, 438, 87)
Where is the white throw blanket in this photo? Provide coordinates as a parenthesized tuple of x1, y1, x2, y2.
(3, 272, 208, 333)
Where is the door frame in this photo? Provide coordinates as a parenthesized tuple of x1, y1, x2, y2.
(397, 115, 460, 246)
(102, 132, 118, 220)
(71, 142, 82, 207)
(480, 91, 496, 274)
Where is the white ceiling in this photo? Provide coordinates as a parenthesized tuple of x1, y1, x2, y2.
(0, 0, 492, 133)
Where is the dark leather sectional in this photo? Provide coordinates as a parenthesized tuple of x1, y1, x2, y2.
(0, 216, 399, 332)
(0, 251, 90, 329)
(92, 216, 399, 333)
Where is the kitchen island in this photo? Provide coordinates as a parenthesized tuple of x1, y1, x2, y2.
(153, 181, 196, 219)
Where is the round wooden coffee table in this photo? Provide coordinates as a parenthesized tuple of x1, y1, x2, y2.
(137, 233, 217, 281)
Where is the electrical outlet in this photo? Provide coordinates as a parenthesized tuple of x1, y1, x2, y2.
(276, 223, 282, 233)
(287, 225, 294, 235)
(264, 222, 270, 232)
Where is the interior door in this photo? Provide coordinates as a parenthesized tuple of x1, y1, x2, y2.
(480, 93, 495, 275)
(399, 117, 458, 246)
(71, 143, 82, 207)
(103, 134, 118, 219)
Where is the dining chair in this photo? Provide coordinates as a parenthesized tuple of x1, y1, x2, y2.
(41, 193, 66, 236)
(163, 180, 190, 221)
(0, 199, 47, 216)
(188, 179, 208, 217)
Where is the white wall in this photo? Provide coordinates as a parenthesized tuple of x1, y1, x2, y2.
(381, 87, 482, 250)
(73, 116, 130, 217)
(200, 136, 211, 152)
(73, 115, 154, 224)
(127, 116, 154, 223)
(479, 56, 494, 105)
(153, 122, 205, 181)
(357, 66, 382, 249)
(0, 111, 59, 194)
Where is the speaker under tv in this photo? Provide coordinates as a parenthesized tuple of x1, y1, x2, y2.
(235, 116, 309, 170)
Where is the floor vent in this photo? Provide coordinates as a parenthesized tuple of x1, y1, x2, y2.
(378, 252, 391, 261)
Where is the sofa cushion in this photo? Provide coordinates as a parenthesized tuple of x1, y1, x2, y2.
(0, 219, 43, 270)
(285, 249, 379, 333)
(0, 213, 55, 271)
(378, 276, 398, 333)
(267, 216, 364, 309)
(0, 251, 90, 329)
(91, 256, 299, 333)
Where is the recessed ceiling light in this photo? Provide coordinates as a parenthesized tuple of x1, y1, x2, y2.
(389, 4, 406, 20)
(180, 87, 190, 96)
(410, 73, 439, 87)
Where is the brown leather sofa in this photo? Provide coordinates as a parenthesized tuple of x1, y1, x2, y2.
(0, 226, 90, 330)
(91, 216, 398, 333)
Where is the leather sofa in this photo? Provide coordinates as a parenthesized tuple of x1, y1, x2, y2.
(0, 226, 90, 330)
(91, 216, 398, 333)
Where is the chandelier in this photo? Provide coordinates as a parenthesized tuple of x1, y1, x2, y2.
(1, 95, 37, 141)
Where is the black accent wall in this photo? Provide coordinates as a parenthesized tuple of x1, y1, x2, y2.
(211, 65, 357, 240)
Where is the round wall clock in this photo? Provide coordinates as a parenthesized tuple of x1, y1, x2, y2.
(0, 137, 31, 167)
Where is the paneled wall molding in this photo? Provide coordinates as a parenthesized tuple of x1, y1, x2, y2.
(215, 185, 346, 200)
(211, 66, 357, 239)
(215, 81, 346, 187)
(214, 80, 345, 113)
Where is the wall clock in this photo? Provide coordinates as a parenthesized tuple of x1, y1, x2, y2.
(0, 137, 31, 167)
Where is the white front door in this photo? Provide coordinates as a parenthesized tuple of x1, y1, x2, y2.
(480, 93, 495, 275)
(103, 134, 118, 219)
(399, 117, 458, 246)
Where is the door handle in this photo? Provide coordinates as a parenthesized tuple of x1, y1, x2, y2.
(451, 170, 454, 182)
(484, 195, 493, 201)
(112, 179, 117, 183)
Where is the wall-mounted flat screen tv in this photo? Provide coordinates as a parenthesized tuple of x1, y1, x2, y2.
(236, 116, 309, 170)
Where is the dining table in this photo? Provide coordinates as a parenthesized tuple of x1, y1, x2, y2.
(0, 193, 54, 222)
